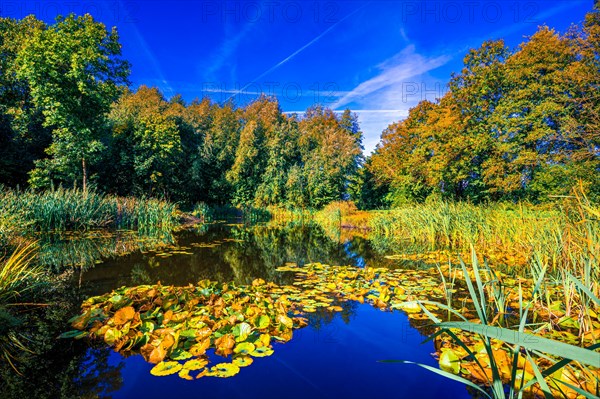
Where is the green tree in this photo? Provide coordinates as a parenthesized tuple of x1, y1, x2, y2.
(299, 106, 363, 208)
(15, 14, 130, 191)
(0, 16, 51, 187)
(108, 86, 182, 196)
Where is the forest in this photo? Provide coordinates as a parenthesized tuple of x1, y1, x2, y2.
(0, 14, 362, 209)
(1, 9, 598, 209)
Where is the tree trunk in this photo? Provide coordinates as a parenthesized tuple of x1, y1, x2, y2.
(82, 157, 87, 192)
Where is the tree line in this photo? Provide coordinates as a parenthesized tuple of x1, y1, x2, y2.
(0, 14, 363, 208)
(2, 6, 599, 210)
(363, 5, 600, 205)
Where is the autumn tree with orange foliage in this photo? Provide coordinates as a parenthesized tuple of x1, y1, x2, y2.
(370, 6, 600, 204)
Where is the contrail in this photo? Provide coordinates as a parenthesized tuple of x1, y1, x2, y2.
(225, 2, 369, 102)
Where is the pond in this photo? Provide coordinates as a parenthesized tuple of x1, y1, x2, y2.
(1, 222, 475, 399)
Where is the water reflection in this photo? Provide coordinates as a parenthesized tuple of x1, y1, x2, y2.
(36, 229, 175, 272)
(0, 285, 124, 399)
(1, 221, 473, 399)
(78, 222, 411, 296)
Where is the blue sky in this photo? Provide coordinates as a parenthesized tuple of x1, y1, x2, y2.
(4, 0, 593, 153)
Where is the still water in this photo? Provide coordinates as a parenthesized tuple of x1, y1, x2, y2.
(1, 222, 474, 399)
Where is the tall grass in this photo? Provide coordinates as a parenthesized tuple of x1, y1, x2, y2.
(0, 187, 177, 235)
(355, 187, 599, 278)
(387, 250, 600, 399)
(0, 243, 43, 373)
(0, 243, 42, 305)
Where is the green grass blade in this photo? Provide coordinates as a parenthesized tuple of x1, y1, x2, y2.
(550, 378, 600, 399)
(567, 271, 600, 306)
(526, 353, 553, 399)
(459, 258, 486, 324)
(438, 321, 600, 367)
(378, 360, 492, 399)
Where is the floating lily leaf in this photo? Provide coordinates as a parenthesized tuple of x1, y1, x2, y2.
(189, 339, 210, 356)
(258, 334, 271, 347)
(170, 348, 193, 360)
(178, 368, 193, 380)
(140, 343, 167, 364)
(113, 306, 135, 325)
(439, 349, 461, 374)
(215, 334, 235, 356)
(140, 321, 155, 334)
(104, 328, 121, 345)
(276, 314, 293, 329)
(182, 358, 208, 371)
(250, 346, 274, 357)
(69, 311, 91, 330)
(232, 322, 252, 342)
(179, 329, 196, 339)
(390, 301, 421, 313)
(234, 342, 256, 355)
(150, 361, 182, 377)
(208, 363, 240, 378)
(233, 356, 254, 367)
(254, 315, 270, 329)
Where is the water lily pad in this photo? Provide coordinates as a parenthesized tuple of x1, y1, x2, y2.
(234, 342, 256, 355)
(250, 346, 274, 357)
(233, 356, 254, 367)
(150, 361, 182, 377)
(390, 301, 421, 313)
(189, 339, 210, 356)
(103, 327, 122, 345)
(276, 314, 293, 329)
(232, 322, 252, 342)
(259, 334, 271, 346)
(254, 314, 270, 329)
(182, 358, 208, 371)
(208, 363, 240, 378)
(140, 343, 167, 364)
(215, 334, 236, 356)
(113, 306, 135, 325)
(178, 368, 193, 380)
(170, 348, 193, 360)
(439, 349, 461, 374)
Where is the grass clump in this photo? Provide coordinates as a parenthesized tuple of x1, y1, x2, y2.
(0, 186, 177, 234)
(0, 243, 43, 373)
(388, 250, 600, 399)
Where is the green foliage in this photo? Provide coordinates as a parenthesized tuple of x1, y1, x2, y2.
(0, 17, 52, 188)
(106, 86, 183, 197)
(0, 14, 362, 208)
(14, 14, 130, 191)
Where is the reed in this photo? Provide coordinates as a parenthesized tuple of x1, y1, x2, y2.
(0, 243, 44, 374)
(362, 187, 599, 278)
(0, 242, 41, 305)
(386, 250, 600, 399)
(0, 187, 177, 235)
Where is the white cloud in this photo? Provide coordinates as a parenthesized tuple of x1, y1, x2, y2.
(203, 22, 256, 81)
(332, 45, 450, 110)
(329, 45, 451, 155)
